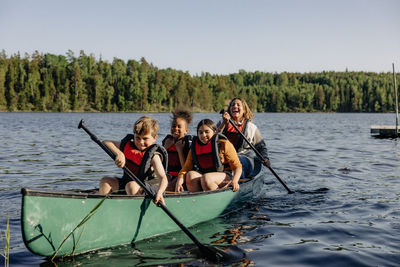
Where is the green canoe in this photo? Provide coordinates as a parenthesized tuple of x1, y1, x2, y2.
(21, 175, 264, 258)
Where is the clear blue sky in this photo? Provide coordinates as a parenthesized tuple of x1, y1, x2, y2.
(1, 0, 399, 74)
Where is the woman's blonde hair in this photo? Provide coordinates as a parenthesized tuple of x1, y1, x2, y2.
(228, 97, 254, 120)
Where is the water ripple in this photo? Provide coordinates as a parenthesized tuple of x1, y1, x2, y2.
(1, 113, 400, 266)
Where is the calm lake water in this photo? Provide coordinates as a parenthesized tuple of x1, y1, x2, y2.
(1, 112, 399, 266)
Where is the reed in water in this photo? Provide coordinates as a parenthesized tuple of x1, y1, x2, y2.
(1, 215, 10, 267)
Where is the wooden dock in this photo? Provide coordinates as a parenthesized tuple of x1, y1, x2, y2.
(370, 63, 399, 138)
(370, 125, 400, 138)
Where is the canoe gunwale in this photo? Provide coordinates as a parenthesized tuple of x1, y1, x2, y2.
(21, 183, 239, 200)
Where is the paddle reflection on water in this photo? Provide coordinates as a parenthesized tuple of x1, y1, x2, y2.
(39, 217, 256, 267)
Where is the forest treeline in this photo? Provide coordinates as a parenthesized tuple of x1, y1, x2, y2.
(0, 50, 398, 113)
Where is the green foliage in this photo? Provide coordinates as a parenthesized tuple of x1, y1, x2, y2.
(0, 50, 399, 113)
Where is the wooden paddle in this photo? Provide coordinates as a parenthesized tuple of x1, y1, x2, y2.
(219, 110, 294, 194)
(78, 119, 245, 264)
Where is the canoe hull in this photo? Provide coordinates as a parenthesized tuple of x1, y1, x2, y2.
(21, 176, 263, 257)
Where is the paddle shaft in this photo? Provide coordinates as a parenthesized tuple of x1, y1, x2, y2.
(393, 63, 399, 135)
(224, 116, 293, 194)
(78, 120, 223, 260)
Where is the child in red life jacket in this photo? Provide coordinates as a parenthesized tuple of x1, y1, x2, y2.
(99, 116, 169, 205)
(162, 108, 193, 192)
(176, 119, 242, 192)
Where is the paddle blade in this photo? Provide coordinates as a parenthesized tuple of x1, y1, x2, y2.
(199, 244, 245, 264)
(296, 187, 329, 194)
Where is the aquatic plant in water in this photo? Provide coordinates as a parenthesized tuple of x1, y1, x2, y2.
(51, 196, 108, 260)
(0, 216, 10, 267)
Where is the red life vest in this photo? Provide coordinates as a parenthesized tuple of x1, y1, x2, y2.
(191, 134, 227, 173)
(223, 120, 248, 151)
(120, 134, 168, 181)
(162, 134, 193, 177)
(166, 143, 180, 177)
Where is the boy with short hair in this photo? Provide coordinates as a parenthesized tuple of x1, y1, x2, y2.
(99, 116, 168, 205)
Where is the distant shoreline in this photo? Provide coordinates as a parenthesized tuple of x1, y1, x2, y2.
(1, 50, 398, 113)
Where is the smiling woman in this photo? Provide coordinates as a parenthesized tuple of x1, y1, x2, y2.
(218, 98, 270, 179)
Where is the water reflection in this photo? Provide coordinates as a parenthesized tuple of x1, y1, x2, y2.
(38, 216, 262, 267)
(2, 113, 400, 266)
